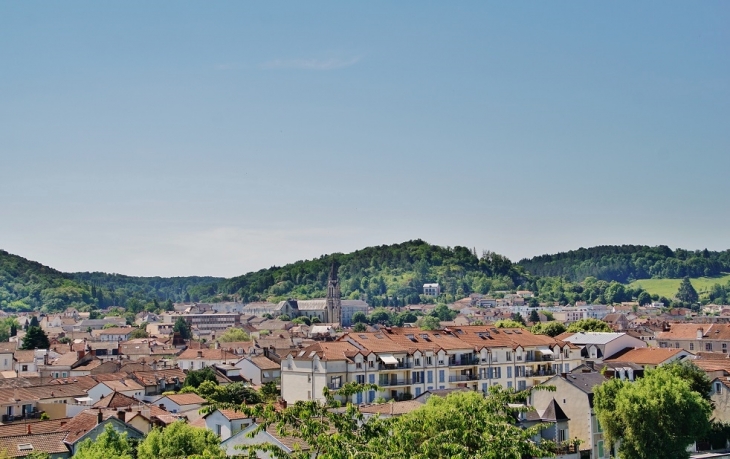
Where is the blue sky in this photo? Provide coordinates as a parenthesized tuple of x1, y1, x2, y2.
(1, 2, 728, 277)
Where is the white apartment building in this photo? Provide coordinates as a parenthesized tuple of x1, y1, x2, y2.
(423, 283, 440, 297)
(281, 326, 582, 405)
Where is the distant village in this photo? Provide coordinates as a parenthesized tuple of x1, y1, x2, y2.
(1, 266, 730, 459)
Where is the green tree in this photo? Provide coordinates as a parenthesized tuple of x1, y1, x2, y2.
(493, 319, 525, 329)
(103, 323, 116, 329)
(661, 360, 712, 403)
(351, 311, 367, 324)
(292, 316, 311, 326)
(430, 304, 457, 322)
(352, 322, 367, 332)
(418, 316, 441, 331)
(21, 326, 50, 350)
(375, 389, 556, 458)
(594, 366, 711, 459)
(260, 381, 280, 402)
(528, 309, 540, 323)
(74, 423, 134, 459)
(137, 421, 225, 459)
(511, 313, 526, 325)
(676, 276, 699, 304)
(28, 316, 39, 328)
(218, 328, 250, 342)
(531, 322, 567, 337)
(232, 384, 555, 459)
(183, 367, 218, 388)
(566, 318, 611, 333)
(637, 291, 652, 306)
(173, 317, 192, 340)
(277, 314, 291, 321)
(129, 328, 148, 339)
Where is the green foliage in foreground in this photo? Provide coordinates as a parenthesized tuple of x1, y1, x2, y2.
(224, 383, 557, 459)
(74, 423, 134, 459)
(594, 364, 712, 459)
(566, 318, 612, 333)
(137, 421, 225, 459)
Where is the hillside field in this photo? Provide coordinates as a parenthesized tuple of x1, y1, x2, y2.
(629, 273, 730, 299)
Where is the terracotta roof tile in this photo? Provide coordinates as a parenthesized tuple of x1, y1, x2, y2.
(162, 393, 206, 406)
(0, 432, 69, 457)
(604, 347, 687, 365)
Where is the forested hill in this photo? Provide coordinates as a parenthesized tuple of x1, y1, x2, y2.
(518, 245, 730, 283)
(0, 249, 221, 314)
(220, 240, 526, 305)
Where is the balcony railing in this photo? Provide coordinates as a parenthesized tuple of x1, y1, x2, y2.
(378, 379, 409, 387)
(524, 369, 556, 378)
(2, 411, 44, 423)
(328, 383, 343, 390)
(378, 362, 412, 370)
(448, 374, 478, 382)
(448, 357, 479, 366)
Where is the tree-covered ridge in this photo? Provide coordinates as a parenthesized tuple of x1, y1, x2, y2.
(71, 272, 221, 307)
(220, 240, 528, 305)
(519, 245, 730, 283)
(0, 249, 221, 313)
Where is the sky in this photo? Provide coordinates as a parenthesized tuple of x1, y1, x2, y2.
(1, 2, 728, 278)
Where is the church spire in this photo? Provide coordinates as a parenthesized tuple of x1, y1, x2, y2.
(326, 260, 341, 325)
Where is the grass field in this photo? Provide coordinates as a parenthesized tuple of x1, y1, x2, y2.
(629, 273, 730, 299)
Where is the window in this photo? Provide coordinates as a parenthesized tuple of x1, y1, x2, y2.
(507, 381, 513, 389)
(368, 374, 375, 384)
(517, 380, 526, 390)
(438, 370, 445, 383)
(62, 372, 67, 378)
(368, 360, 374, 368)
(494, 367, 502, 379)
(558, 429, 566, 443)
(706, 343, 713, 351)
(356, 375, 365, 384)
(21, 365, 27, 372)
(598, 440, 605, 458)
(216, 424, 222, 436)
(356, 362, 362, 369)
(415, 387, 422, 396)
(675, 343, 680, 349)
(716, 382, 723, 394)
(507, 367, 512, 378)
(426, 356, 433, 365)
(427, 371, 433, 384)
(724, 343, 728, 353)
(564, 364, 569, 372)
(506, 352, 512, 362)
(564, 348, 569, 358)
(690, 343, 694, 351)
(415, 358, 421, 366)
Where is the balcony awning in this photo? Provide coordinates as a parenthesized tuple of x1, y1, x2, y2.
(538, 347, 554, 355)
(379, 354, 399, 365)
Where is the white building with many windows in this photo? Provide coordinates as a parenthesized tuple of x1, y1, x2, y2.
(280, 326, 582, 405)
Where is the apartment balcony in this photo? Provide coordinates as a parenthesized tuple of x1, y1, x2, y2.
(2, 411, 44, 423)
(524, 355, 555, 362)
(378, 362, 412, 371)
(448, 374, 478, 382)
(378, 379, 410, 387)
(448, 357, 479, 367)
(328, 383, 343, 390)
(524, 369, 556, 378)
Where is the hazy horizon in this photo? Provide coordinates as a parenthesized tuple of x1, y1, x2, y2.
(2, 2, 728, 277)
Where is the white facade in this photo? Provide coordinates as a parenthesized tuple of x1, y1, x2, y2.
(204, 409, 253, 441)
(281, 338, 582, 405)
(423, 284, 440, 297)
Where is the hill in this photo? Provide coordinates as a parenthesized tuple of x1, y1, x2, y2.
(219, 240, 527, 306)
(0, 249, 221, 314)
(518, 245, 730, 283)
(629, 273, 730, 301)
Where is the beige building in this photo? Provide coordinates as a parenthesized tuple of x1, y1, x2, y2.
(532, 371, 609, 459)
(658, 323, 730, 354)
(280, 326, 583, 405)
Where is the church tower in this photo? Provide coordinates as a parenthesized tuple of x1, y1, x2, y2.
(326, 261, 342, 325)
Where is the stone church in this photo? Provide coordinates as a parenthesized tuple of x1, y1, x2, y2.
(244, 262, 368, 327)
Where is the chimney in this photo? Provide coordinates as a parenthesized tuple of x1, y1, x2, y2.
(159, 404, 166, 411)
(117, 410, 125, 421)
(97, 410, 103, 424)
(560, 372, 567, 379)
(697, 328, 704, 340)
(586, 361, 594, 370)
(26, 424, 31, 435)
(197, 350, 203, 358)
